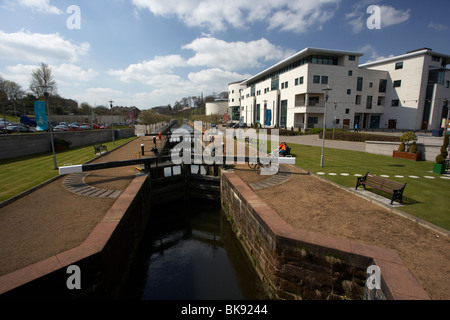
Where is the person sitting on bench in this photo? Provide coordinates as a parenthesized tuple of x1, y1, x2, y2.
(278, 142, 287, 156)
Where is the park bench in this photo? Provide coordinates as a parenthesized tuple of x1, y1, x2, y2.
(355, 172, 406, 205)
(94, 144, 108, 155)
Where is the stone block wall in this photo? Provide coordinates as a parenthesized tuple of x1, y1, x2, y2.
(220, 171, 430, 300)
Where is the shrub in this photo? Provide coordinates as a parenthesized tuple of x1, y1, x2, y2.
(319, 131, 400, 143)
(409, 142, 417, 153)
(398, 141, 406, 152)
(435, 154, 446, 164)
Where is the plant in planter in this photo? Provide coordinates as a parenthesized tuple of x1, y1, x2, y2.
(393, 132, 421, 160)
(433, 135, 449, 174)
(53, 137, 72, 151)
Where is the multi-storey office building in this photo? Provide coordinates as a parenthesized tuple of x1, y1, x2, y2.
(228, 47, 450, 131)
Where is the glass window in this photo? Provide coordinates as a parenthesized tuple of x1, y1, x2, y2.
(347, 89, 351, 95)
(355, 95, 361, 105)
(393, 80, 402, 88)
(348, 70, 353, 76)
(379, 79, 387, 92)
(395, 62, 403, 70)
(313, 75, 320, 83)
(295, 78, 299, 86)
(300, 76, 304, 84)
(357, 77, 363, 91)
(321, 76, 328, 84)
(391, 99, 400, 107)
(349, 55, 356, 61)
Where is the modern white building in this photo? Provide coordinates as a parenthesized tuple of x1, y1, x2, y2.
(205, 99, 228, 116)
(228, 47, 450, 131)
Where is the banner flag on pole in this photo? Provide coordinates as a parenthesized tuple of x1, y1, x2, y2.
(34, 101, 48, 131)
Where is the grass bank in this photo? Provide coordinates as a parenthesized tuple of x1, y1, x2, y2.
(288, 143, 449, 230)
(0, 136, 137, 203)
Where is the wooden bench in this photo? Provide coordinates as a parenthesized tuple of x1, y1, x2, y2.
(355, 172, 406, 205)
(94, 144, 108, 155)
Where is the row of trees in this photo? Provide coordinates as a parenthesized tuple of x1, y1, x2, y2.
(2, 62, 227, 125)
(1, 63, 137, 121)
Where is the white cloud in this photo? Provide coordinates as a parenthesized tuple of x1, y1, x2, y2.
(427, 22, 448, 31)
(380, 6, 410, 28)
(346, 3, 410, 33)
(0, 30, 90, 64)
(2, 63, 97, 90)
(358, 44, 394, 63)
(15, 0, 62, 15)
(183, 37, 294, 71)
(72, 88, 126, 106)
(108, 55, 186, 84)
(132, 0, 340, 33)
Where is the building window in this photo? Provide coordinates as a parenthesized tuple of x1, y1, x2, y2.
(357, 77, 363, 91)
(313, 75, 320, 84)
(395, 62, 403, 70)
(300, 76, 304, 84)
(345, 109, 350, 114)
(379, 79, 387, 92)
(348, 70, 353, 76)
(349, 55, 356, 61)
(432, 56, 440, 62)
(321, 76, 328, 84)
(347, 89, 351, 95)
(369, 82, 373, 88)
(335, 119, 340, 125)
(366, 96, 373, 109)
(377, 96, 385, 106)
(355, 95, 361, 105)
(391, 99, 400, 107)
(446, 81, 450, 88)
(393, 80, 402, 88)
(295, 78, 299, 86)
(309, 97, 320, 106)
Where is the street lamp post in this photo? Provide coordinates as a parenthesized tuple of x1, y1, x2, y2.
(321, 86, 332, 167)
(109, 100, 115, 145)
(40, 85, 58, 170)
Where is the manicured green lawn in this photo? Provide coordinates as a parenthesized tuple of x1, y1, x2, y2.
(0, 137, 137, 203)
(287, 143, 450, 230)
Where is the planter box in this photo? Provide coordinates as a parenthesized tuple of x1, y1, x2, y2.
(393, 150, 422, 161)
(433, 163, 446, 174)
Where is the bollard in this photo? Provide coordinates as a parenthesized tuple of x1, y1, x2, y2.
(141, 144, 145, 156)
(153, 136, 157, 148)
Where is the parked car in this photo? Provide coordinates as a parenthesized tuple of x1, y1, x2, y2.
(68, 123, 81, 131)
(100, 124, 110, 129)
(79, 123, 92, 130)
(90, 123, 101, 130)
(5, 125, 33, 133)
(53, 125, 69, 132)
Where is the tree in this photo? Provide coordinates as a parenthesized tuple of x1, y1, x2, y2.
(139, 109, 170, 125)
(29, 63, 57, 98)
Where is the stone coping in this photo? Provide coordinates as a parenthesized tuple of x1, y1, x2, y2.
(222, 171, 431, 300)
(0, 174, 148, 296)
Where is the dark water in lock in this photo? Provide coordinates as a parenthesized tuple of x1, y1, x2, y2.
(121, 200, 268, 300)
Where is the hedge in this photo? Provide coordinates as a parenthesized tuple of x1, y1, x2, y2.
(318, 131, 400, 142)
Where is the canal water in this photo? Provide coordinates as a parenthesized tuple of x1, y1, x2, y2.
(121, 200, 269, 300)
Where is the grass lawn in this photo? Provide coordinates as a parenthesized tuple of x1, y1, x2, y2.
(287, 143, 450, 230)
(0, 136, 137, 203)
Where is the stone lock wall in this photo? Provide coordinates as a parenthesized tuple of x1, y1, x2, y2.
(220, 171, 430, 300)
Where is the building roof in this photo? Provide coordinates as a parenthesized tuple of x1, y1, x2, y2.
(360, 48, 450, 68)
(240, 47, 364, 86)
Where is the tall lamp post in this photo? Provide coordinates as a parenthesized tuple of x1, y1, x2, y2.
(109, 100, 115, 145)
(321, 86, 332, 167)
(40, 84, 58, 170)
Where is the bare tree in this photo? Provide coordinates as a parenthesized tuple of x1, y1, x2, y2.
(29, 63, 57, 98)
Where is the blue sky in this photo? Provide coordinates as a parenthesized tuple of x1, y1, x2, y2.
(1, 0, 449, 110)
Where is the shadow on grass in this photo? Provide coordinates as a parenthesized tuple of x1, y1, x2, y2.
(367, 188, 421, 205)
